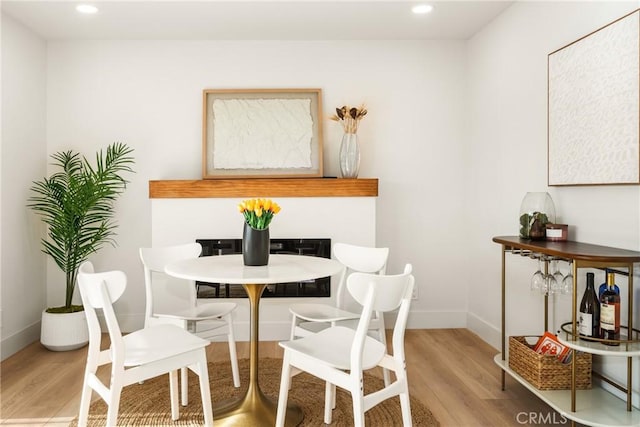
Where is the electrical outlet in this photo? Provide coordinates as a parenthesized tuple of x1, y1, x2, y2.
(412, 286, 418, 300)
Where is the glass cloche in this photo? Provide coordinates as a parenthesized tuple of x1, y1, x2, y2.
(519, 192, 555, 240)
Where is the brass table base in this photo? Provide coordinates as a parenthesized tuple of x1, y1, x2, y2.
(210, 283, 302, 426)
(213, 383, 303, 426)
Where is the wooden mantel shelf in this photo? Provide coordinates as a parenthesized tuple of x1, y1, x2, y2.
(149, 178, 378, 198)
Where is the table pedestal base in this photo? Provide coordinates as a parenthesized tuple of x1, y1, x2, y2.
(164, 257, 343, 426)
(213, 283, 302, 426)
(213, 383, 303, 426)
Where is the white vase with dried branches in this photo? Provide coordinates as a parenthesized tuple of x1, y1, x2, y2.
(331, 105, 367, 178)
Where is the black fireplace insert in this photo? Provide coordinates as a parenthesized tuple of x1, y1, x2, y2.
(195, 238, 331, 298)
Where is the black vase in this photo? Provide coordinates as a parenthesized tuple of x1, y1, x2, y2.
(242, 222, 270, 266)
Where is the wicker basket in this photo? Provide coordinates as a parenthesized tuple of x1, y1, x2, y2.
(508, 336, 591, 390)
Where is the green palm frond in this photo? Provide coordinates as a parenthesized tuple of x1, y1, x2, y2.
(28, 142, 135, 310)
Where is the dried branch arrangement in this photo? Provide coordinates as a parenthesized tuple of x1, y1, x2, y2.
(330, 104, 367, 134)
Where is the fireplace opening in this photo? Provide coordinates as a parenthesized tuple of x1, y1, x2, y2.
(196, 238, 331, 298)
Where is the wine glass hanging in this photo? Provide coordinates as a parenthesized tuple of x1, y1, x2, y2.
(528, 253, 571, 296)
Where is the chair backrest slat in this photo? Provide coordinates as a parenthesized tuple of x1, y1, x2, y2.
(333, 243, 389, 309)
(139, 243, 202, 324)
(78, 267, 127, 309)
(347, 264, 412, 313)
(333, 243, 388, 274)
(139, 243, 202, 273)
(346, 264, 414, 374)
(77, 262, 128, 365)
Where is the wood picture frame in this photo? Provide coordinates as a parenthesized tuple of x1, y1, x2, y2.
(548, 9, 640, 186)
(202, 88, 323, 179)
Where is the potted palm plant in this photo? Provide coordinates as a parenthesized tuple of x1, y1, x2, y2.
(28, 142, 134, 350)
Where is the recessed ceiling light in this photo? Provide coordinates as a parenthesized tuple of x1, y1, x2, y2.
(412, 4, 433, 15)
(76, 4, 98, 14)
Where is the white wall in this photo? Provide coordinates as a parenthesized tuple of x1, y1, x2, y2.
(5, 0, 639, 367)
(44, 40, 467, 334)
(466, 1, 640, 406)
(466, 0, 640, 349)
(0, 13, 47, 359)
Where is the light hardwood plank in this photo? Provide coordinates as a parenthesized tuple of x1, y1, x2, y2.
(0, 329, 568, 426)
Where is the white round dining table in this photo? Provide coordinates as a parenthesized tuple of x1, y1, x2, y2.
(165, 254, 343, 427)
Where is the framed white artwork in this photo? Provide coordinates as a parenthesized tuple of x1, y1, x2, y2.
(202, 88, 323, 179)
(548, 9, 639, 186)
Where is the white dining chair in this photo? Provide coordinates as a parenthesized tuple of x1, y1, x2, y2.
(139, 242, 240, 406)
(288, 242, 390, 382)
(276, 264, 414, 427)
(76, 261, 213, 427)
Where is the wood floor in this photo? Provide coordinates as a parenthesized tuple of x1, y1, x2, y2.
(0, 329, 565, 426)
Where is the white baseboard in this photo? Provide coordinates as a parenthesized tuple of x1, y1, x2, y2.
(113, 310, 481, 342)
(1, 321, 41, 361)
(1, 310, 496, 360)
(227, 310, 470, 341)
(466, 311, 500, 350)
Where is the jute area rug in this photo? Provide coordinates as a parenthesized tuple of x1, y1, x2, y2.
(70, 358, 439, 426)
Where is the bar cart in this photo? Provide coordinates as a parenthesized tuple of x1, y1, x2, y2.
(493, 236, 640, 426)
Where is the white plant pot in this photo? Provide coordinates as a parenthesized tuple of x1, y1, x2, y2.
(40, 310, 89, 351)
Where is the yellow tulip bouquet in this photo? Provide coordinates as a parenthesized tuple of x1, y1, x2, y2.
(238, 198, 281, 230)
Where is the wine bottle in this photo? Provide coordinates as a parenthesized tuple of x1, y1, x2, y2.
(578, 272, 599, 339)
(598, 269, 620, 300)
(600, 271, 621, 345)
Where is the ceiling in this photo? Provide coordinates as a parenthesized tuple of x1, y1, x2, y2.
(1, 1, 514, 41)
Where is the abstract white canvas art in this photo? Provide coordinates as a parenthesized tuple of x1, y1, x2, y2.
(548, 10, 639, 186)
(212, 98, 312, 169)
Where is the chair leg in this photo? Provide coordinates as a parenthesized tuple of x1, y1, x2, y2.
(226, 314, 240, 388)
(382, 369, 391, 385)
(399, 390, 413, 427)
(331, 383, 337, 409)
(77, 375, 94, 426)
(287, 364, 298, 391)
(181, 320, 199, 406)
(196, 353, 214, 426)
(181, 366, 189, 406)
(397, 369, 412, 426)
(169, 370, 180, 420)
(106, 385, 122, 427)
(275, 353, 293, 427)
(351, 389, 365, 427)
(323, 381, 335, 424)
